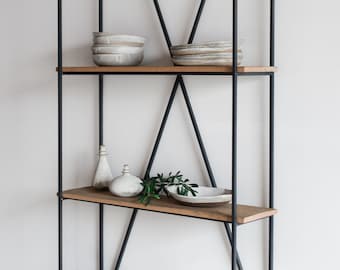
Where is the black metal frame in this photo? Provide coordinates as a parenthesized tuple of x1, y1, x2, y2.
(57, 0, 276, 269)
(62, 71, 273, 76)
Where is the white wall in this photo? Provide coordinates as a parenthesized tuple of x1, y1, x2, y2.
(1, 0, 339, 269)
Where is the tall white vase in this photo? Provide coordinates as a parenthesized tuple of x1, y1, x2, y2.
(93, 145, 113, 189)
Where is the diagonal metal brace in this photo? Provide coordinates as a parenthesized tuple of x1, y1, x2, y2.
(114, 77, 180, 270)
(114, 1, 243, 269)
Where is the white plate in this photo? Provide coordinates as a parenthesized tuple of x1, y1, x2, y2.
(171, 41, 233, 50)
(172, 47, 241, 56)
(166, 186, 232, 206)
(172, 58, 241, 66)
(93, 53, 143, 66)
(172, 52, 242, 66)
(173, 53, 243, 59)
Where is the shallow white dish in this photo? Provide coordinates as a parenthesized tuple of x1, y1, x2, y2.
(171, 43, 241, 57)
(92, 45, 144, 55)
(172, 51, 242, 66)
(166, 186, 232, 206)
(172, 47, 238, 56)
(172, 57, 241, 66)
(93, 33, 145, 46)
(171, 41, 233, 50)
(93, 52, 143, 66)
(173, 53, 243, 59)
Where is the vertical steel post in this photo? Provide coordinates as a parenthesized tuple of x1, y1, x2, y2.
(269, 0, 275, 269)
(98, 1, 104, 270)
(232, 0, 238, 269)
(57, 0, 63, 269)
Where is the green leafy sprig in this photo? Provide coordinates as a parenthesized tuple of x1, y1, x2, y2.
(138, 171, 198, 205)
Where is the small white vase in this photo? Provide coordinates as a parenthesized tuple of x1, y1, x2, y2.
(93, 145, 113, 189)
(109, 164, 143, 197)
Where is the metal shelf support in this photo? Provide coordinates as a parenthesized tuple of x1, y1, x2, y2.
(114, 1, 244, 269)
(57, 0, 63, 269)
(269, 0, 275, 269)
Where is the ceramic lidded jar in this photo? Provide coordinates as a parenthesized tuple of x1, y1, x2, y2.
(109, 164, 143, 197)
(93, 145, 113, 189)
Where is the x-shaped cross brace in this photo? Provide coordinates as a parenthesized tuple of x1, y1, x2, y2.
(114, 1, 243, 269)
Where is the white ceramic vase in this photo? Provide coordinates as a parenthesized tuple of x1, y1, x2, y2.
(93, 145, 113, 189)
(109, 164, 143, 197)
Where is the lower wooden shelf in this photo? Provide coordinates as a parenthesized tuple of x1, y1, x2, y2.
(62, 187, 276, 224)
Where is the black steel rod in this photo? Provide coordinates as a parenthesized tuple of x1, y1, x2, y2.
(99, 203, 104, 270)
(144, 77, 180, 177)
(58, 193, 63, 270)
(114, 78, 180, 270)
(99, 0, 103, 32)
(232, 0, 238, 269)
(153, 0, 172, 50)
(179, 78, 217, 187)
(269, 75, 274, 270)
(98, 0, 104, 145)
(269, 1, 275, 269)
(115, 209, 137, 270)
(188, 0, 206, 44)
(154, 1, 243, 269)
(57, 0, 63, 269)
(62, 72, 273, 76)
(98, 2, 104, 270)
(270, 0, 275, 67)
(179, 77, 243, 270)
(114, 2, 206, 267)
(99, 75, 104, 145)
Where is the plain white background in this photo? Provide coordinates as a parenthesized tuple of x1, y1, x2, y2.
(1, 0, 339, 269)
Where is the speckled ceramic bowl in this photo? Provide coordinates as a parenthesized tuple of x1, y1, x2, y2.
(93, 52, 144, 66)
(93, 33, 145, 46)
(92, 44, 144, 55)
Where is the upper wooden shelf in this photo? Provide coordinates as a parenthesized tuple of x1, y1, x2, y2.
(56, 66, 277, 75)
(62, 187, 277, 224)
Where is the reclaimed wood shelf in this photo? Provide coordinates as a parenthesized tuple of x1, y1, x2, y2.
(56, 65, 277, 75)
(62, 186, 277, 224)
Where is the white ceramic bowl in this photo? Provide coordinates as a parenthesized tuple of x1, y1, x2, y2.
(92, 44, 144, 55)
(166, 186, 232, 206)
(93, 33, 145, 46)
(93, 52, 144, 66)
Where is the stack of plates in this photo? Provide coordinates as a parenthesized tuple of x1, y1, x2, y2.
(171, 41, 242, 66)
(92, 33, 145, 66)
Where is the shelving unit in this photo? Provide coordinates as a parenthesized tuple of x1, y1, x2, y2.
(57, 0, 276, 269)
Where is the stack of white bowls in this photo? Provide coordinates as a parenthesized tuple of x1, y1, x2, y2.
(92, 33, 145, 66)
(171, 41, 243, 66)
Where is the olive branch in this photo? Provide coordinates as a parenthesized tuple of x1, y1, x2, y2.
(138, 171, 198, 205)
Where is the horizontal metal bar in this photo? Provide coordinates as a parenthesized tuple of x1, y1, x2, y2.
(61, 72, 274, 76)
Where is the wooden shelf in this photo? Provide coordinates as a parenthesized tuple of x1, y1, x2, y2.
(62, 187, 277, 224)
(56, 66, 277, 75)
